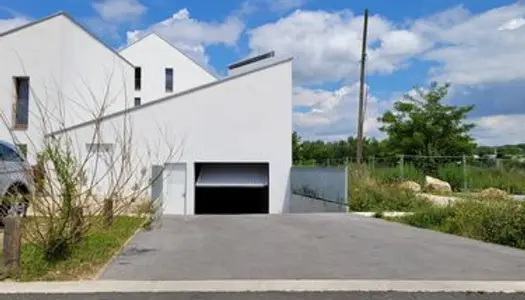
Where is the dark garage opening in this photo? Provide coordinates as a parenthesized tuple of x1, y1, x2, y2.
(194, 163, 269, 214)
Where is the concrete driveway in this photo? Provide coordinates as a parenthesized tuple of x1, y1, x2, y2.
(99, 214, 525, 280)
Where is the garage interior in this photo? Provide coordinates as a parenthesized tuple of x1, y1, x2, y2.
(194, 163, 269, 214)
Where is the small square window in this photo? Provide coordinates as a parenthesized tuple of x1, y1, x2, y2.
(134, 97, 141, 106)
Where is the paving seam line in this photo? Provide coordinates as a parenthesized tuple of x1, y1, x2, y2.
(92, 215, 151, 280)
(1, 280, 525, 294)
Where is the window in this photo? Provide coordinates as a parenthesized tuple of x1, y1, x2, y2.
(0, 144, 23, 162)
(134, 67, 141, 91)
(14, 77, 29, 129)
(134, 97, 141, 106)
(165, 68, 173, 92)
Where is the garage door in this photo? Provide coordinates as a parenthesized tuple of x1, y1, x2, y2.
(195, 163, 270, 214)
(196, 164, 268, 187)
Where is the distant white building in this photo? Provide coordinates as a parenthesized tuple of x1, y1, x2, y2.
(119, 33, 218, 106)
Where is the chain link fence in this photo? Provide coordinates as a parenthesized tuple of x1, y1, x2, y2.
(295, 155, 525, 194)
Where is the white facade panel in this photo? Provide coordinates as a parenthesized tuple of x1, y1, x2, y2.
(120, 34, 217, 105)
(0, 14, 134, 164)
(54, 59, 293, 214)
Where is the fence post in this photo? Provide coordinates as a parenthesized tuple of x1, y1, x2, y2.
(399, 154, 405, 180)
(462, 154, 468, 192)
(3, 216, 21, 279)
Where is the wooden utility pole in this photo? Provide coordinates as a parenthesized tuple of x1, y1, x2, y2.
(356, 8, 369, 167)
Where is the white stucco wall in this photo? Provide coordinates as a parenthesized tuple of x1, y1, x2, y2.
(0, 14, 134, 164)
(52, 59, 293, 214)
(119, 34, 217, 105)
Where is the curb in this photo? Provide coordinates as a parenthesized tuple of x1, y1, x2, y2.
(92, 216, 150, 280)
(0, 280, 524, 294)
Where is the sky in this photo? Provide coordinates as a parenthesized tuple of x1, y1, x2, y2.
(0, 0, 524, 146)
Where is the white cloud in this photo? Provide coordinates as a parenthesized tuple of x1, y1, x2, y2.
(414, 3, 525, 85)
(248, 9, 427, 84)
(266, 0, 308, 12)
(0, 16, 31, 33)
(498, 17, 525, 31)
(472, 114, 525, 146)
(125, 8, 244, 66)
(93, 0, 147, 22)
(293, 84, 525, 146)
(262, 4, 525, 145)
(239, 0, 307, 15)
(293, 84, 391, 141)
(247, 4, 525, 86)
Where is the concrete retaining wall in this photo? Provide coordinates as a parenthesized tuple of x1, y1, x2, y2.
(290, 194, 347, 213)
(290, 166, 348, 204)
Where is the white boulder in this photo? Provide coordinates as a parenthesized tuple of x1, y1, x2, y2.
(424, 176, 452, 193)
(398, 181, 422, 192)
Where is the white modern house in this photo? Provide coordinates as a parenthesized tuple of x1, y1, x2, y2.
(119, 33, 218, 106)
(49, 54, 293, 215)
(0, 12, 293, 215)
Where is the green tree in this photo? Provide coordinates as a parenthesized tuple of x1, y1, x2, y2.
(292, 131, 303, 164)
(476, 146, 495, 157)
(378, 82, 476, 157)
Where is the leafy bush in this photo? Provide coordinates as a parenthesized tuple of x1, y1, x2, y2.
(395, 199, 525, 249)
(350, 177, 434, 212)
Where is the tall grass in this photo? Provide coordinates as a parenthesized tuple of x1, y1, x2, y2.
(368, 164, 423, 184)
(368, 163, 525, 194)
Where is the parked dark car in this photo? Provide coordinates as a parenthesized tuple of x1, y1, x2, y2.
(0, 141, 33, 218)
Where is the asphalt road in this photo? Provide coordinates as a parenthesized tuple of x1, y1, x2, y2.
(2, 292, 525, 300)
(100, 214, 525, 280)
